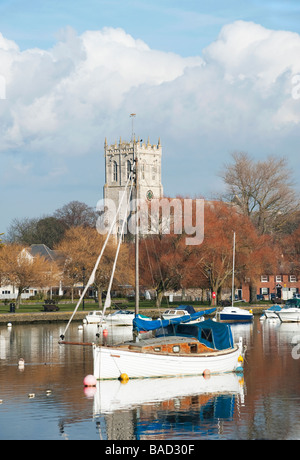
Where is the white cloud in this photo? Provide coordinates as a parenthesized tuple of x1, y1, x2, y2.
(1, 20, 300, 231)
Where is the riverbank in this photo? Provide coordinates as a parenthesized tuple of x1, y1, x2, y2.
(0, 305, 267, 325)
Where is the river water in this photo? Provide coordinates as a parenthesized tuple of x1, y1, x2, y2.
(0, 316, 299, 440)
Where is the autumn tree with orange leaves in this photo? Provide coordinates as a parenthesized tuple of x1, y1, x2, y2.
(0, 243, 60, 309)
(56, 226, 133, 307)
(187, 202, 279, 303)
(139, 201, 279, 305)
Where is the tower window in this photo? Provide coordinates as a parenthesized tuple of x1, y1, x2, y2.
(127, 160, 132, 179)
(152, 165, 157, 180)
(113, 161, 118, 182)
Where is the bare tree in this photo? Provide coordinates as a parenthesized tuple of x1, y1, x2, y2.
(220, 152, 300, 235)
(54, 201, 97, 228)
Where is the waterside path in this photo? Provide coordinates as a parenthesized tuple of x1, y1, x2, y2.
(0, 305, 266, 325)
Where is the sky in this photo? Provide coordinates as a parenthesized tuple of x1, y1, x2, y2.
(1, 0, 300, 236)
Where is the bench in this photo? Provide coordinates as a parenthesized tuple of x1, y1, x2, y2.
(43, 300, 59, 312)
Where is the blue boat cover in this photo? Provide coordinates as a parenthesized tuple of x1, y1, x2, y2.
(133, 308, 216, 333)
(133, 308, 234, 350)
(174, 305, 196, 314)
(267, 305, 281, 311)
(133, 313, 234, 350)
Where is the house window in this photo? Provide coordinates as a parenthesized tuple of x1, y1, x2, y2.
(290, 275, 297, 282)
(276, 275, 282, 283)
(261, 275, 269, 282)
(112, 161, 118, 182)
(261, 287, 269, 295)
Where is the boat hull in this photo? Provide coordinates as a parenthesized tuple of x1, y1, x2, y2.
(219, 313, 253, 323)
(105, 315, 134, 326)
(93, 343, 243, 380)
(219, 307, 253, 323)
(264, 310, 280, 319)
(276, 309, 300, 322)
(85, 312, 104, 324)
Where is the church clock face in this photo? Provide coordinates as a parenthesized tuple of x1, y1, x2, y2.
(146, 190, 154, 201)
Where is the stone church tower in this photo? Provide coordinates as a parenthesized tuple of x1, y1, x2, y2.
(103, 136, 163, 206)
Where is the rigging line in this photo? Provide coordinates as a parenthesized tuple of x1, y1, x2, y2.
(144, 237, 155, 287)
(99, 178, 135, 325)
(149, 235, 171, 337)
(59, 172, 134, 341)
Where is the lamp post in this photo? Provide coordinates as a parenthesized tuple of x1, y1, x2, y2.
(82, 266, 86, 310)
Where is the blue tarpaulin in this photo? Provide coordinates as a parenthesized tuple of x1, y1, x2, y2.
(133, 311, 235, 351)
(172, 319, 234, 350)
(174, 305, 196, 314)
(133, 308, 216, 333)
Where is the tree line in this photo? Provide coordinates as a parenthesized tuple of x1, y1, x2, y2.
(1, 153, 300, 308)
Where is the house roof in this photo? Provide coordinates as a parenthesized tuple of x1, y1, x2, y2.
(27, 244, 65, 264)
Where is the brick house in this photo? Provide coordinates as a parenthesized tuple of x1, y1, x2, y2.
(241, 273, 299, 302)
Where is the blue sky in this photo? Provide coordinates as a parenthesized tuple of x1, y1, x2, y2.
(1, 1, 300, 54)
(1, 0, 300, 236)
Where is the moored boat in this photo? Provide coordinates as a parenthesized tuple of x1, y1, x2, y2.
(93, 312, 245, 380)
(263, 305, 281, 319)
(85, 311, 105, 324)
(276, 298, 300, 322)
(218, 307, 253, 323)
(162, 305, 204, 323)
(105, 309, 152, 326)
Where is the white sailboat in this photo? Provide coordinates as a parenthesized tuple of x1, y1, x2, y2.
(91, 156, 245, 380)
(218, 232, 253, 323)
(60, 142, 246, 380)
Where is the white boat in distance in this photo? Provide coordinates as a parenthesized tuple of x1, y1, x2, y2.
(275, 298, 300, 322)
(263, 305, 281, 319)
(105, 309, 151, 326)
(85, 311, 105, 324)
(218, 306, 253, 323)
(218, 233, 253, 324)
(162, 305, 204, 323)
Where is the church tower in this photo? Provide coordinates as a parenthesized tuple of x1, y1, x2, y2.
(103, 136, 163, 205)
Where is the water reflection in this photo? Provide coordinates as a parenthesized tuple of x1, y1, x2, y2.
(93, 373, 245, 440)
(0, 317, 299, 439)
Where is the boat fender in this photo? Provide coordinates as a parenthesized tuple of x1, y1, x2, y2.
(238, 355, 244, 363)
(83, 375, 97, 387)
(235, 366, 244, 374)
(119, 373, 129, 384)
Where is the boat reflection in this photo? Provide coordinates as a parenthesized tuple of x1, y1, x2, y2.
(91, 373, 245, 439)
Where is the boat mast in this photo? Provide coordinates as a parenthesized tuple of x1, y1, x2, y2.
(134, 144, 139, 316)
(231, 231, 236, 308)
(131, 113, 139, 317)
